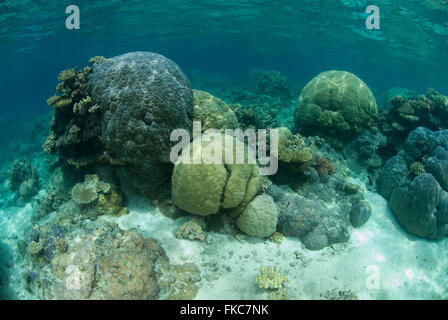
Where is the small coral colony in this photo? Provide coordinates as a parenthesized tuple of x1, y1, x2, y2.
(6, 51, 448, 299)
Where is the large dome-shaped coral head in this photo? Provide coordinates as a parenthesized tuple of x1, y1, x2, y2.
(294, 70, 378, 147)
(87, 52, 194, 195)
(171, 132, 261, 217)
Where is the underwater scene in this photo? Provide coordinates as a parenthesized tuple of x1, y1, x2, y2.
(1, 0, 448, 301)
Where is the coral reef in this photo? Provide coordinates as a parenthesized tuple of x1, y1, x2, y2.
(294, 70, 378, 148)
(192, 90, 239, 132)
(70, 174, 128, 218)
(7, 159, 39, 205)
(43, 58, 105, 166)
(172, 132, 261, 217)
(256, 71, 291, 97)
(236, 194, 278, 238)
(380, 88, 448, 152)
(378, 127, 448, 239)
(25, 223, 200, 300)
(87, 51, 194, 197)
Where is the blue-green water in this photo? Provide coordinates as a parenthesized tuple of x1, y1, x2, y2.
(1, 0, 448, 300)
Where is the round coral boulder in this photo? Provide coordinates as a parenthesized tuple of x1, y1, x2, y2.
(171, 132, 261, 216)
(87, 52, 193, 195)
(236, 194, 278, 237)
(192, 90, 239, 132)
(294, 70, 378, 147)
(378, 127, 448, 239)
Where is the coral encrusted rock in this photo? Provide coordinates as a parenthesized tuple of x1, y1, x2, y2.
(87, 51, 194, 196)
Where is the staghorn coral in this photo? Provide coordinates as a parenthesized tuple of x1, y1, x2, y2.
(255, 266, 289, 290)
(294, 70, 378, 148)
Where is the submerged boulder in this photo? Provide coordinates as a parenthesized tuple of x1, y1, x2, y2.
(87, 51, 194, 196)
(267, 185, 349, 250)
(378, 127, 448, 239)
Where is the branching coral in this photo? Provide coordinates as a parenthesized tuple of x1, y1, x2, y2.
(255, 266, 289, 290)
(43, 58, 104, 167)
(278, 134, 313, 163)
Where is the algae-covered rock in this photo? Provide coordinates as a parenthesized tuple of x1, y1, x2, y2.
(294, 70, 378, 147)
(349, 200, 372, 228)
(172, 132, 261, 216)
(236, 194, 278, 237)
(87, 51, 194, 196)
(193, 90, 239, 132)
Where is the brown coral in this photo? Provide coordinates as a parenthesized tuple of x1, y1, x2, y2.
(314, 157, 335, 176)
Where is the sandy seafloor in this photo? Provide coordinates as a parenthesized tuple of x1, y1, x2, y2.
(1, 174, 447, 299)
(0, 163, 447, 301)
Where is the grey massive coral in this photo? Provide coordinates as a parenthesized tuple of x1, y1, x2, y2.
(378, 127, 448, 239)
(87, 52, 194, 196)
